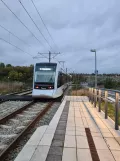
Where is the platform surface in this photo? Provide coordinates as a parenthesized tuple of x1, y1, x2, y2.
(14, 96, 120, 161)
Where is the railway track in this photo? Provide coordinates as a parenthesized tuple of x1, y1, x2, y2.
(5, 89, 32, 96)
(0, 100, 5, 104)
(101, 91, 120, 103)
(0, 90, 32, 103)
(0, 101, 31, 117)
(0, 101, 54, 160)
(0, 101, 33, 124)
(0, 87, 70, 160)
(16, 91, 32, 96)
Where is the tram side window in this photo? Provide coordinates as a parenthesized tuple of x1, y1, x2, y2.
(57, 72, 61, 87)
(57, 72, 65, 87)
(62, 73, 66, 84)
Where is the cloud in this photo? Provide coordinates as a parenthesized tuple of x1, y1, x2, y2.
(0, 0, 120, 73)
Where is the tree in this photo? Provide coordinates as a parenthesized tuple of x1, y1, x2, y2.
(18, 72, 23, 81)
(9, 71, 19, 81)
(0, 63, 33, 82)
(104, 78, 117, 89)
(0, 62, 5, 68)
(30, 64, 33, 67)
(6, 64, 12, 67)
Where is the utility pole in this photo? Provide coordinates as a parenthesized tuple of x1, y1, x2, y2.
(49, 51, 51, 63)
(95, 50, 97, 88)
(90, 49, 97, 88)
(59, 61, 65, 68)
(73, 71, 74, 83)
(66, 68, 67, 82)
(33, 51, 60, 63)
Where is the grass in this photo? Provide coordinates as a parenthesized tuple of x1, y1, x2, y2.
(71, 87, 120, 125)
(0, 82, 26, 94)
(97, 101, 120, 125)
(71, 89, 89, 96)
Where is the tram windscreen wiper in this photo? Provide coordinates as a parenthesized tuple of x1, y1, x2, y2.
(48, 75, 54, 83)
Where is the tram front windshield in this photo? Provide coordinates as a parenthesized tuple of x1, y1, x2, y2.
(35, 64, 56, 84)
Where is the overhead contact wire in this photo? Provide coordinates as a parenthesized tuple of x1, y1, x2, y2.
(1, 0, 44, 47)
(0, 37, 33, 57)
(30, 0, 59, 50)
(18, 0, 53, 51)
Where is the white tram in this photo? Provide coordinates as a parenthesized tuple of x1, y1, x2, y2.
(32, 62, 71, 98)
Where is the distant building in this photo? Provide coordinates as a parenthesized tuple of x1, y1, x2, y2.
(81, 82, 88, 87)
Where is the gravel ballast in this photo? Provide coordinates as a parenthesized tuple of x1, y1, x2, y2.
(0, 102, 48, 154)
(0, 101, 29, 119)
(3, 102, 61, 161)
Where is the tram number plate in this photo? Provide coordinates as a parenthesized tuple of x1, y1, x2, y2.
(41, 87, 46, 89)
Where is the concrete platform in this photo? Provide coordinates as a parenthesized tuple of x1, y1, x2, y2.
(14, 96, 120, 161)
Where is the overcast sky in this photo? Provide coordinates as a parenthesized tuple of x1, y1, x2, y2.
(0, 0, 120, 73)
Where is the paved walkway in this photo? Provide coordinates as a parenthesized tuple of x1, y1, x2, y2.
(14, 96, 120, 161)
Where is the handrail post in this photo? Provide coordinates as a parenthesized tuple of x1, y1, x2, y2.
(91, 88, 94, 104)
(94, 89, 97, 107)
(105, 90, 108, 119)
(76, 84, 77, 96)
(98, 89, 101, 112)
(89, 88, 91, 102)
(115, 92, 119, 130)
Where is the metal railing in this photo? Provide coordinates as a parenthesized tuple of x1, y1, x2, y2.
(89, 88, 120, 130)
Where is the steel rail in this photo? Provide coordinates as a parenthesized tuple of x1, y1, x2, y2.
(0, 101, 54, 160)
(0, 100, 6, 104)
(0, 90, 32, 103)
(0, 101, 34, 124)
(6, 89, 32, 96)
(17, 91, 32, 96)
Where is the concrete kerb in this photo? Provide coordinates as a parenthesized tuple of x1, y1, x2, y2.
(14, 98, 67, 161)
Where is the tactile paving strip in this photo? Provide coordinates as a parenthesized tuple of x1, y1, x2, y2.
(46, 101, 70, 161)
(85, 128, 100, 161)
